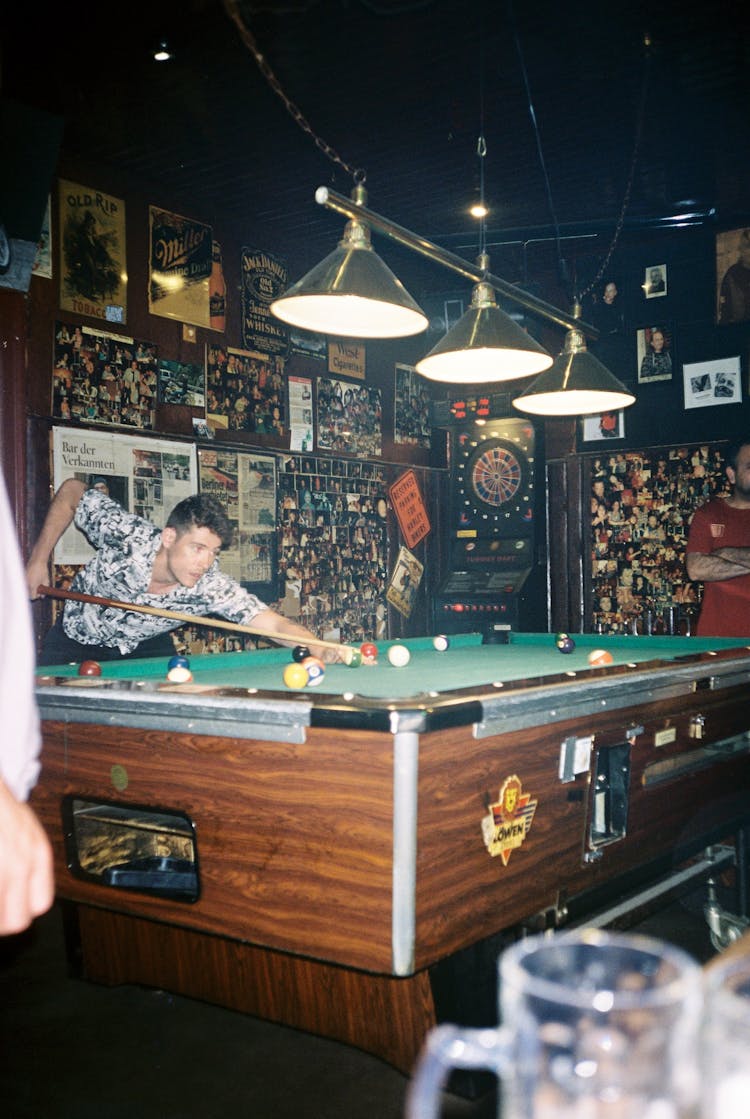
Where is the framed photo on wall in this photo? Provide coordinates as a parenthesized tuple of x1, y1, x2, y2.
(716, 227, 750, 324)
(644, 264, 667, 298)
(581, 410, 626, 442)
(636, 323, 674, 383)
(683, 356, 742, 409)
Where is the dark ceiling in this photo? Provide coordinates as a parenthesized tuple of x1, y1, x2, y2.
(1, 0, 749, 306)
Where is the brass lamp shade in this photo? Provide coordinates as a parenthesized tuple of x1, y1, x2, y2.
(270, 217, 428, 339)
(415, 279, 553, 384)
(513, 313, 636, 416)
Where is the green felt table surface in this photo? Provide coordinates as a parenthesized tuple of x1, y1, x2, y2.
(36, 632, 750, 701)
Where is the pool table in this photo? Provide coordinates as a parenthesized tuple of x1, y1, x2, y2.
(32, 632, 750, 1072)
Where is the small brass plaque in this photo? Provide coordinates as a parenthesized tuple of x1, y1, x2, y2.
(654, 727, 677, 747)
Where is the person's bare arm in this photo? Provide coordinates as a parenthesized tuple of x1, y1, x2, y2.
(0, 778, 54, 935)
(250, 608, 345, 664)
(686, 547, 750, 583)
(25, 479, 88, 599)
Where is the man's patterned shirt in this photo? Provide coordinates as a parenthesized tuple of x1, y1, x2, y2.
(63, 489, 267, 653)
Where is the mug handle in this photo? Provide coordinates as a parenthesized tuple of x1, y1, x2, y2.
(405, 1023, 511, 1119)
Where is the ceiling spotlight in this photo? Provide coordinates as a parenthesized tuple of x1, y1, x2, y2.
(154, 41, 173, 62)
(469, 202, 489, 219)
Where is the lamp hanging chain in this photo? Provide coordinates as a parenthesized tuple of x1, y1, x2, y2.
(223, 0, 364, 183)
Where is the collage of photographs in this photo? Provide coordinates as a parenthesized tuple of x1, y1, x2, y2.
(589, 444, 728, 635)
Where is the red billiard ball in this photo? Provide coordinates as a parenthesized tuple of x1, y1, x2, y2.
(588, 648, 614, 667)
(292, 645, 311, 663)
(78, 660, 102, 676)
(360, 642, 378, 664)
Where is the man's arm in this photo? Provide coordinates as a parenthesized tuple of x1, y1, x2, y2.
(686, 547, 750, 583)
(25, 479, 88, 599)
(250, 607, 345, 664)
(0, 778, 54, 935)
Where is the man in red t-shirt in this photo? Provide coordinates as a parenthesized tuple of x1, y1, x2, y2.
(686, 440, 750, 636)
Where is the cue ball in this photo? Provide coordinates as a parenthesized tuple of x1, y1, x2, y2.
(292, 645, 310, 663)
(432, 635, 449, 652)
(588, 648, 613, 666)
(166, 664, 193, 683)
(283, 663, 309, 689)
(387, 644, 411, 667)
(168, 654, 190, 670)
(78, 660, 102, 676)
(557, 636, 576, 654)
(301, 656, 326, 686)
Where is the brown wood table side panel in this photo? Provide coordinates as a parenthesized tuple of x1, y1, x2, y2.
(412, 722, 590, 966)
(33, 721, 402, 972)
(75, 906, 436, 1073)
(410, 697, 750, 967)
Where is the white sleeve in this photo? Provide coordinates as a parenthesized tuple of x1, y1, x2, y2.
(0, 479, 41, 801)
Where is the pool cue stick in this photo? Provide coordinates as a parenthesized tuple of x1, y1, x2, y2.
(36, 585, 355, 663)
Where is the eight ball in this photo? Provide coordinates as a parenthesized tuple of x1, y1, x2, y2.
(292, 645, 311, 663)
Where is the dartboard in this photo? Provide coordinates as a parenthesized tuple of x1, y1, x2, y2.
(467, 441, 525, 509)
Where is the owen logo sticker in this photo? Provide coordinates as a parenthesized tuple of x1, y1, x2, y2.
(481, 775, 537, 865)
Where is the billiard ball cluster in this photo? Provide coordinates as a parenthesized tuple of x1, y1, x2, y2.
(555, 632, 576, 654)
(283, 656, 325, 688)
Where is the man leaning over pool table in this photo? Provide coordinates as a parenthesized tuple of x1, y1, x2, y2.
(25, 479, 342, 664)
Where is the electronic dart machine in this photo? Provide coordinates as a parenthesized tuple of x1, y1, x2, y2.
(432, 404, 544, 638)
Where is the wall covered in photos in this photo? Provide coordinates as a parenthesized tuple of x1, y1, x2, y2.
(587, 442, 728, 635)
(162, 450, 435, 655)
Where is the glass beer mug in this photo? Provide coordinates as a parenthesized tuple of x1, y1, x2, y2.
(702, 948, 750, 1117)
(406, 929, 703, 1119)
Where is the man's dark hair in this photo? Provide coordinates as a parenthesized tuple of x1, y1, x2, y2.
(166, 494, 234, 549)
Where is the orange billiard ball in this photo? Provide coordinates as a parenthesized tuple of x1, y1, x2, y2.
(587, 648, 614, 667)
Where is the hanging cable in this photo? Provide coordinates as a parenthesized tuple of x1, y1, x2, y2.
(222, 0, 365, 184)
(578, 34, 652, 301)
(508, 1, 564, 287)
